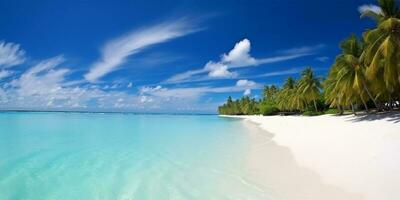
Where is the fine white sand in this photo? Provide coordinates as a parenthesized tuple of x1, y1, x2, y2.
(223, 113, 400, 200)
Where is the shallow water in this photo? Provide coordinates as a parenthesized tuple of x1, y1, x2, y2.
(0, 112, 269, 199)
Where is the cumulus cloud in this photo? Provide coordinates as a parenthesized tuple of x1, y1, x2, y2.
(358, 4, 382, 15)
(165, 39, 323, 83)
(84, 18, 202, 82)
(221, 38, 257, 67)
(0, 41, 26, 68)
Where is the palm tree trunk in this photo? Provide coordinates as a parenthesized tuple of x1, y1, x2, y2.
(360, 95, 369, 113)
(362, 80, 379, 110)
(389, 95, 394, 110)
(337, 97, 344, 115)
(351, 103, 356, 115)
(336, 104, 344, 115)
(313, 99, 318, 112)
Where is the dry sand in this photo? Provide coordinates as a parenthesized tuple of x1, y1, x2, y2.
(223, 113, 400, 200)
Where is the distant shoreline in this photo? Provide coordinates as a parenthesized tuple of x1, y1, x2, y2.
(0, 110, 216, 115)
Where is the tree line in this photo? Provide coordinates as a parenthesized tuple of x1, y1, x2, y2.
(219, 0, 400, 116)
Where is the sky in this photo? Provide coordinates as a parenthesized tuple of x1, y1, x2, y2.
(0, 0, 379, 113)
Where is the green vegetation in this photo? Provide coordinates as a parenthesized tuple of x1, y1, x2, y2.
(217, 96, 259, 115)
(302, 111, 324, 116)
(218, 0, 400, 116)
(324, 109, 341, 115)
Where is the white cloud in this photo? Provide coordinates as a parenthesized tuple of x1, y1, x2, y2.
(221, 38, 257, 67)
(0, 41, 26, 68)
(278, 44, 325, 55)
(0, 56, 142, 110)
(358, 4, 382, 15)
(84, 18, 202, 82)
(11, 56, 69, 97)
(205, 61, 236, 78)
(236, 79, 256, 87)
(139, 85, 164, 94)
(243, 88, 251, 96)
(257, 67, 304, 78)
(165, 39, 323, 83)
(0, 70, 13, 79)
(164, 68, 206, 83)
(236, 79, 256, 97)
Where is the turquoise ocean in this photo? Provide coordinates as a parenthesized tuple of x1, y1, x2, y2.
(0, 112, 269, 199)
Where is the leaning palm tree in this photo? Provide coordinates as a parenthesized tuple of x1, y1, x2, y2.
(361, 0, 400, 106)
(334, 35, 379, 112)
(297, 67, 321, 112)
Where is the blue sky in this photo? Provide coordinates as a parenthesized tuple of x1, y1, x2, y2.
(0, 0, 378, 113)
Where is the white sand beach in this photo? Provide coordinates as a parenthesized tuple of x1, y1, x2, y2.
(223, 113, 400, 200)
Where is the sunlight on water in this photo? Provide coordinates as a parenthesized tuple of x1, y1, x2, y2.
(0, 112, 269, 199)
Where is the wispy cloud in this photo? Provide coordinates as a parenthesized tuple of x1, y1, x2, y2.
(84, 18, 203, 82)
(10, 56, 69, 97)
(277, 44, 325, 55)
(358, 4, 382, 15)
(257, 67, 304, 78)
(140, 79, 261, 100)
(316, 56, 329, 62)
(0, 41, 26, 80)
(165, 39, 323, 83)
(0, 41, 26, 68)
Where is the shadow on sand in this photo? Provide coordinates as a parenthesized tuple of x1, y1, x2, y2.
(346, 112, 400, 123)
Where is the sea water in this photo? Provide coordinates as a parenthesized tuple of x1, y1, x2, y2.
(0, 112, 269, 199)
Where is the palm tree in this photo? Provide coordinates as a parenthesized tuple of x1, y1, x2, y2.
(297, 67, 321, 112)
(276, 77, 296, 111)
(334, 35, 379, 112)
(361, 0, 400, 107)
(324, 64, 345, 114)
(263, 85, 279, 103)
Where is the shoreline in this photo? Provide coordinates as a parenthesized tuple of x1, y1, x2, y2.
(222, 113, 400, 200)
